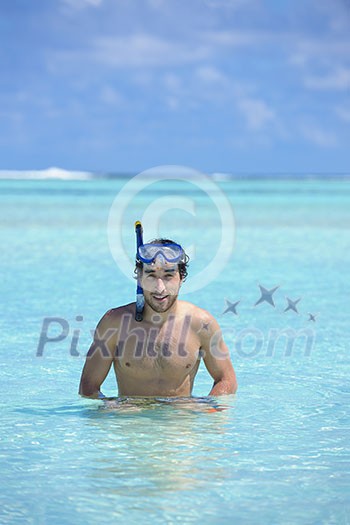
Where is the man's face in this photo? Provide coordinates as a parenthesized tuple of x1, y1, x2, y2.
(140, 258, 182, 313)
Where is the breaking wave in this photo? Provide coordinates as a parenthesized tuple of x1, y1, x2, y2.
(0, 167, 94, 180)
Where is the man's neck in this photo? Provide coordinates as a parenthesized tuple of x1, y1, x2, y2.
(142, 301, 179, 324)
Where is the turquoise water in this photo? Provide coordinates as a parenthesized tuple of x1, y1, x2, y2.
(1, 174, 349, 524)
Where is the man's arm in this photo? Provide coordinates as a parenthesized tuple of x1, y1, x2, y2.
(79, 312, 118, 399)
(199, 315, 237, 396)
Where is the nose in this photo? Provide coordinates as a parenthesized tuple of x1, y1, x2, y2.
(154, 278, 166, 294)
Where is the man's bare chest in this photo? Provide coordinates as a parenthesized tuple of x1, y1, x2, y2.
(113, 315, 200, 374)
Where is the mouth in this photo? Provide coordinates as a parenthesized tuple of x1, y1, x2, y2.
(152, 294, 169, 303)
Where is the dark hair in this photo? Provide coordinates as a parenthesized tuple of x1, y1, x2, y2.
(134, 238, 189, 281)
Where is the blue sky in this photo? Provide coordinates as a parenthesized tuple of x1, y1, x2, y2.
(1, 0, 349, 173)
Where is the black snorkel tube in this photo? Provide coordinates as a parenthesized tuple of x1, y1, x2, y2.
(135, 221, 144, 321)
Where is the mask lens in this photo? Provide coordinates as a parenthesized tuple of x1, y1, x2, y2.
(137, 243, 184, 263)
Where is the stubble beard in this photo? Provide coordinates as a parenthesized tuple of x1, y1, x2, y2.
(144, 292, 178, 313)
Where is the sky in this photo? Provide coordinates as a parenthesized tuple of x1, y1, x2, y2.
(0, 0, 350, 174)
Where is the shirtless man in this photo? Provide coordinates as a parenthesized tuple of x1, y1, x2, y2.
(79, 238, 237, 399)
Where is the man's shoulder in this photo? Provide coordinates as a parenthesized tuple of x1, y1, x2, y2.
(178, 301, 216, 325)
(100, 303, 135, 325)
(177, 301, 222, 342)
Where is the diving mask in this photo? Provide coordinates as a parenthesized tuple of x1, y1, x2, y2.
(137, 242, 185, 264)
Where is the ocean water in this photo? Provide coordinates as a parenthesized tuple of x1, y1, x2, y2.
(1, 171, 349, 524)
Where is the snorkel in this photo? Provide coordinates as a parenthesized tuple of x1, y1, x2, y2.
(135, 221, 145, 322)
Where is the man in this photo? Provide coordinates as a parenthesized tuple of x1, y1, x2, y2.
(79, 237, 237, 399)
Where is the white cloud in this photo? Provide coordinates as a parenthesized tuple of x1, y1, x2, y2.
(335, 105, 350, 122)
(99, 85, 124, 106)
(62, 34, 211, 69)
(195, 66, 228, 85)
(147, 0, 166, 8)
(165, 96, 180, 111)
(163, 73, 182, 91)
(61, 0, 103, 10)
(300, 123, 337, 148)
(193, 65, 237, 105)
(160, 66, 234, 110)
(54, 27, 269, 74)
(289, 36, 350, 69)
(204, 0, 257, 11)
(203, 29, 266, 48)
(237, 97, 275, 130)
(304, 67, 350, 91)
